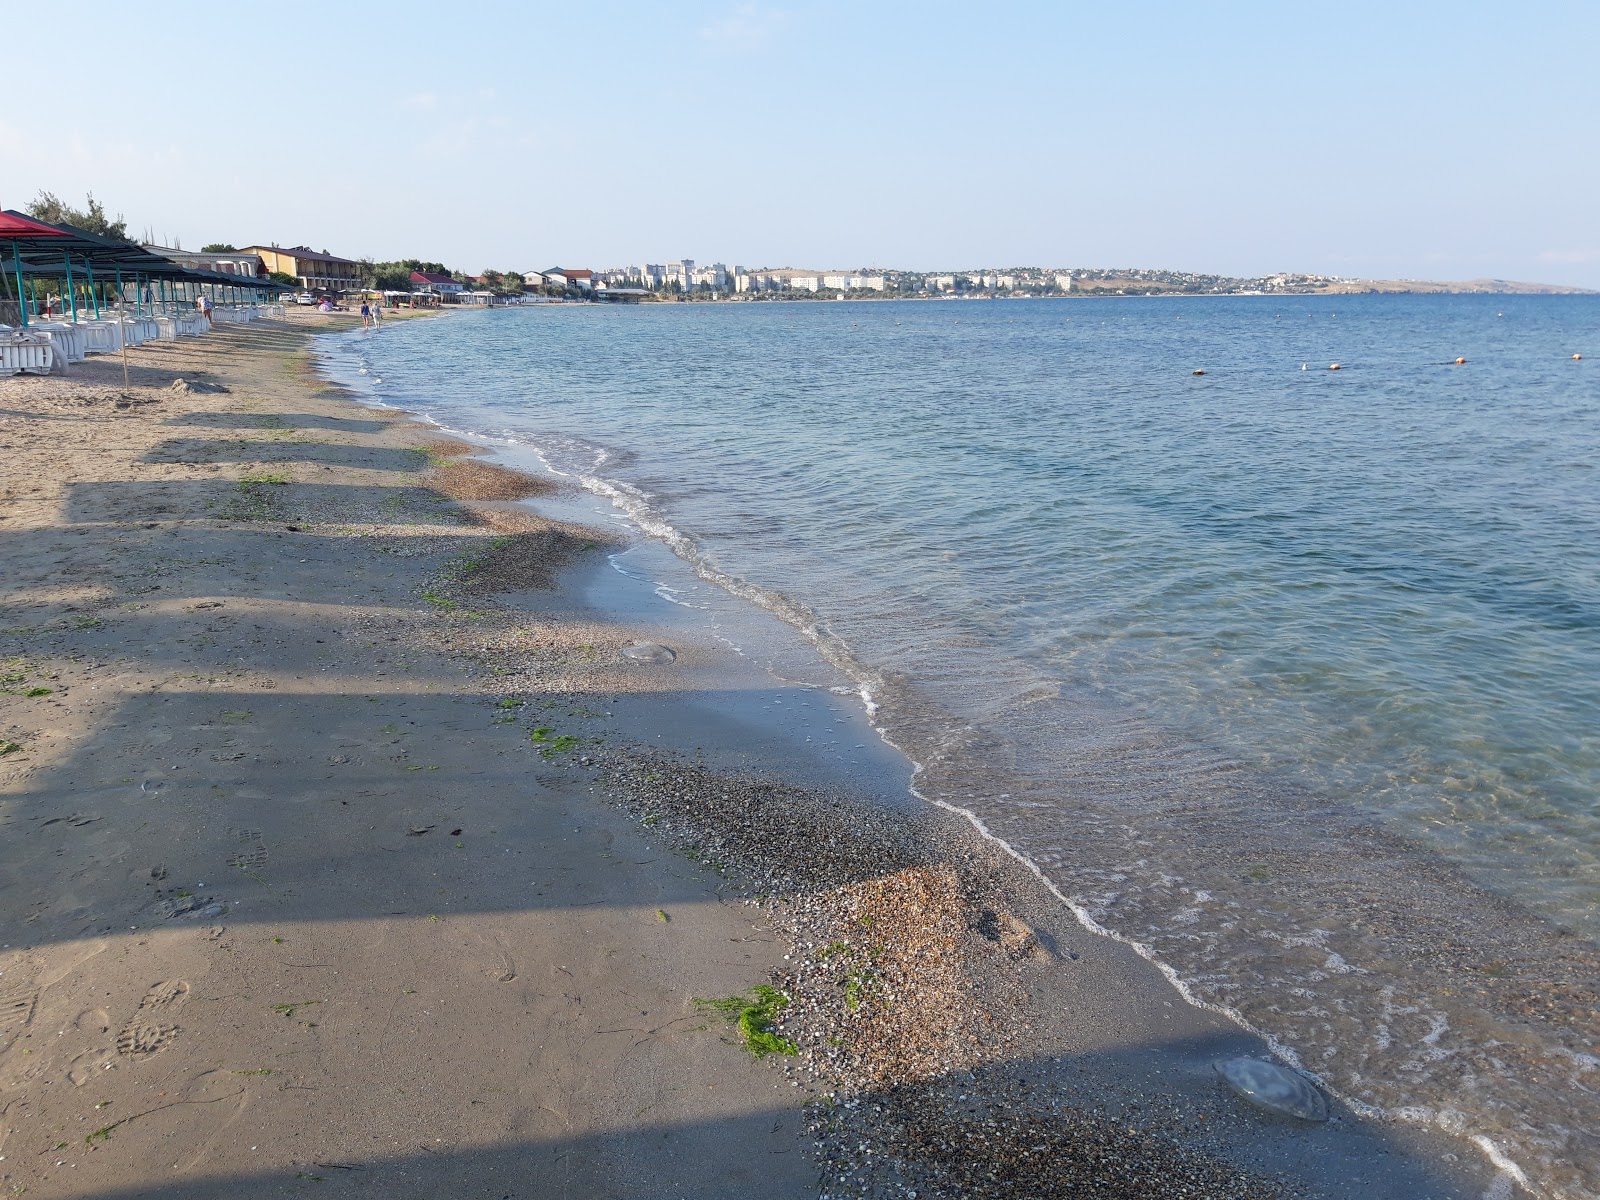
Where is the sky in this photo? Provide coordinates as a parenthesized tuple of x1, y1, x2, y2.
(5, 1, 1598, 286)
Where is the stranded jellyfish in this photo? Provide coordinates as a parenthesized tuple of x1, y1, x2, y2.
(620, 642, 677, 665)
(1213, 1057, 1329, 1122)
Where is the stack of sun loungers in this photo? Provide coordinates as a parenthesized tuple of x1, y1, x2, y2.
(77, 320, 126, 353)
(0, 327, 55, 375)
(27, 321, 87, 364)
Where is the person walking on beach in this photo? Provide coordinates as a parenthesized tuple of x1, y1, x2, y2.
(197, 291, 213, 327)
(371, 298, 383, 325)
(360, 300, 371, 329)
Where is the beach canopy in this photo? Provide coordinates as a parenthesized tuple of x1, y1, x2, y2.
(2, 211, 292, 288)
(0, 212, 72, 239)
(3, 209, 291, 327)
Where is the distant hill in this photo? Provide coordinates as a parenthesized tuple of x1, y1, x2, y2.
(1066, 268, 1594, 297)
(1332, 278, 1594, 295)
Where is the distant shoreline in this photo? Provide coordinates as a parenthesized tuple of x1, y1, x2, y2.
(609, 285, 1598, 306)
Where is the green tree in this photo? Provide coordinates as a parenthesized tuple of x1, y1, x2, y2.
(201, 243, 238, 253)
(26, 190, 129, 240)
(267, 271, 300, 287)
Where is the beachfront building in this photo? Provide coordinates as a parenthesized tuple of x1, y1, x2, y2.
(411, 270, 463, 295)
(242, 245, 361, 293)
(541, 268, 594, 292)
(145, 246, 267, 278)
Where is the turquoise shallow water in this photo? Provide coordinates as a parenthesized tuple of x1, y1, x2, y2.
(324, 295, 1600, 1194)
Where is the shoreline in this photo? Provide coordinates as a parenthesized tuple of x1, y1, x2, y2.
(322, 304, 1598, 1194)
(312, 318, 1520, 1197)
(0, 314, 1500, 1197)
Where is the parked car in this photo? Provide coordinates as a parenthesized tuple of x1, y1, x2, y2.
(295, 292, 315, 306)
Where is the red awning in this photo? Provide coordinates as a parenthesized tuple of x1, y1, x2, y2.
(0, 211, 72, 238)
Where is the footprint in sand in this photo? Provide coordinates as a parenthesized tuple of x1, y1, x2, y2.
(466, 932, 518, 982)
(117, 980, 189, 1057)
(0, 988, 38, 1041)
(117, 1020, 179, 1058)
(169, 1069, 252, 1172)
(0, 963, 42, 1053)
(68, 1046, 116, 1086)
(76, 1006, 112, 1035)
(226, 828, 268, 870)
(140, 980, 191, 1009)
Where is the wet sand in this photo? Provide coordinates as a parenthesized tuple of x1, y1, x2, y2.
(0, 313, 1502, 1198)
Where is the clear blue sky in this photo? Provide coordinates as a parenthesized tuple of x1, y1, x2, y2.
(6, 1, 1597, 285)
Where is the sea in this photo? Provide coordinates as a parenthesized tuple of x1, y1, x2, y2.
(321, 294, 1600, 1196)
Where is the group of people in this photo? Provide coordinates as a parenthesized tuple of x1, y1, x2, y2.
(187, 289, 387, 327)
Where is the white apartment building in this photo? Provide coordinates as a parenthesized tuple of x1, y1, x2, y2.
(932, 275, 955, 291)
(1055, 274, 1074, 291)
(997, 275, 1015, 289)
(690, 263, 729, 290)
(823, 274, 848, 290)
(789, 276, 820, 292)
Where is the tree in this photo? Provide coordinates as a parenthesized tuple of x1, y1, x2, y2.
(268, 271, 300, 287)
(365, 259, 453, 292)
(201, 243, 238, 253)
(26, 191, 129, 240)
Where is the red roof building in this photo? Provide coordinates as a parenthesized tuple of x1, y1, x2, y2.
(410, 270, 462, 294)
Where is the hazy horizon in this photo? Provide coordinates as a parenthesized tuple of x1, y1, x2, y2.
(6, 1, 1597, 288)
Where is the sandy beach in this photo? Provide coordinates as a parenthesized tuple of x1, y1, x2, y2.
(0, 312, 1504, 1198)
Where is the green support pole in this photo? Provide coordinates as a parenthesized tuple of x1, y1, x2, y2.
(160, 277, 167, 313)
(64, 254, 77, 321)
(114, 265, 123, 321)
(86, 260, 99, 319)
(11, 241, 26, 328)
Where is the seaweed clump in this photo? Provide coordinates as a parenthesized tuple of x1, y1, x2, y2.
(695, 985, 798, 1058)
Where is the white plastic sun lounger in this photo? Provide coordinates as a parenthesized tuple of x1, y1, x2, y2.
(28, 322, 87, 363)
(77, 321, 124, 353)
(1, 334, 55, 375)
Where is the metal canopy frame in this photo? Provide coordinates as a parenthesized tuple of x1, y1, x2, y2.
(2, 210, 292, 327)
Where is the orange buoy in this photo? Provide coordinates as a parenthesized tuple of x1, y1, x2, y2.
(1454, 357, 1466, 365)
(1329, 363, 1342, 371)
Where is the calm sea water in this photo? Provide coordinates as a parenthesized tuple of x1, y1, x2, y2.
(323, 295, 1599, 1195)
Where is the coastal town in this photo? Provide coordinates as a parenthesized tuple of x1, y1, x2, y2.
(104, 245, 1599, 306)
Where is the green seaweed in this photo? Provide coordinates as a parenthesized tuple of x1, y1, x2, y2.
(530, 727, 581, 757)
(693, 985, 797, 1057)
